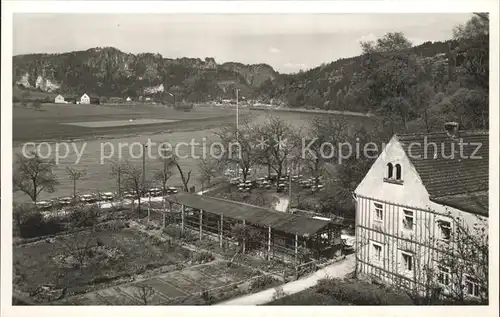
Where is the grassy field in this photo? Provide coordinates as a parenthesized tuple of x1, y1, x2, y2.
(13, 103, 240, 143)
(13, 226, 193, 300)
(12, 106, 378, 203)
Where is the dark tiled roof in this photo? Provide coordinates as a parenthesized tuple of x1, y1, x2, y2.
(431, 191, 488, 217)
(396, 130, 489, 216)
(166, 193, 340, 237)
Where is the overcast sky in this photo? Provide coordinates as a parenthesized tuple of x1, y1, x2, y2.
(13, 13, 472, 73)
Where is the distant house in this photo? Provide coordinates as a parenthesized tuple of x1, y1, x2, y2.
(54, 94, 65, 104)
(126, 97, 132, 102)
(89, 97, 100, 105)
(80, 93, 90, 104)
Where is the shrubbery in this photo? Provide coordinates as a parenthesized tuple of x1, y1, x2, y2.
(69, 206, 99, 228)
(191, 251, 215, 264)
(18, 211, 65, 238)
(315, 278, 414, 305)
(98, 220, 129, 231)
(250, 275, 279, 291)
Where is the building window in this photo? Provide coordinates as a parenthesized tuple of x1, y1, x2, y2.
(385, 162, 403, 184)
(387, 163, 393, 179)
(437, 265, 450, 286)
(401, 251, 413, 272)
(374, 203, 383, 222)
(438, 220, 452, 241)
(465, 275, 480, 297)
(403, 210, 414, 230)
(395, 164, 402, 180)
(372, 242, 383, 262)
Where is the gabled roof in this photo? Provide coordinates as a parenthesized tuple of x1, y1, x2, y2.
(431, 191, 488, 217)
(165, 193, 341, 237)
(396, 130, 489, 216)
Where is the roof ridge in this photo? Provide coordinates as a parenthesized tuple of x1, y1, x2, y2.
(183, 192, 275, 212)
(431, 190, 489, 199)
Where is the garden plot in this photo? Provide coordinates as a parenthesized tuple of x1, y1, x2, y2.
(63, 260, 261, 305)
(13, 226, 193, 303)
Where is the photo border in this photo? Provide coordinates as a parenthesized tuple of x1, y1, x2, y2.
(2, 1, 498, 316)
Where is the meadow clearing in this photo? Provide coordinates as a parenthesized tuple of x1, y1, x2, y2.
(13, 104, 378, 203)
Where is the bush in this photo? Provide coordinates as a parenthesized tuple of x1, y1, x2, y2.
(69, 206, 99, 228)
(271, 286, 287, 301)
(175, 263, 185, 271)
(99, 220, 127, 231)
(150, 236, 165, 246)
(192, 251, 215, 264)
(267, 288, 346, 305)
(163, 225, 183, 239)
(18, 211, 65, 238)
(250, 275, 279, 291)
(316, 278, 413, 305)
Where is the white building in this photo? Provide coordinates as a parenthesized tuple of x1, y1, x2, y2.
(126, 97, 132, 102)
(80, 93, 90, 104)
(54, 94, 65, 104)
(354, 122, 488, 301)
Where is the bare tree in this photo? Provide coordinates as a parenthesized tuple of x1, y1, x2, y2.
(197, 154, 222, 193)
(132, 284, 155, 305)
(433, 212, 488, 304)
(155, 145, 176, 195)
(66, 166, 87, 202)
(258, 115, 299, 191)
(120, 161, 145, 214)
(366, 205, 488, 305)
(110, 160, 127, 198)
(13, 150, 59, 206)
(172, 155, 192, 192)
(62, 232, 98, 270)
(214, 118, 261, 181)
(303, 116, 349, 187)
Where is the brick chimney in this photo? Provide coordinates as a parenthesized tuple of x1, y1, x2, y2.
(444, 122, 459, 138)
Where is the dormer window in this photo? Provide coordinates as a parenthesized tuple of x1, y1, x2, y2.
(395, 164, 402, 180)
(384, 163, 403, 184)
(387, 163, 393, 179)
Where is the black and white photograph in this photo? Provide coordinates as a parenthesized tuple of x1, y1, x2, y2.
(1, 0, 498, 312)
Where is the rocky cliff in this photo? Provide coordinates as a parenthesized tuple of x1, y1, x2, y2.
(12, 47, 278, 101)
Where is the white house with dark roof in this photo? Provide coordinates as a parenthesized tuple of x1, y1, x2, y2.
(354, 122, 488, 301)
(80, 93, 90, 104)
(54, 94, 65, 104)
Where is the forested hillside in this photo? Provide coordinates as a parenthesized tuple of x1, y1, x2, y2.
(257, 14, 489, 132)
(13, 14, 488, 132)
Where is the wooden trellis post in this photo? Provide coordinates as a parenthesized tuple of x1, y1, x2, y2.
(162, 197, 166, 229)
(199, 209, 203, 241)
(220, 214, 224, 248)
(295, 234, 299, 264)
(181, 204, 185, 236)
(267, 226, 272, 260)
(242, 220, 246, 254)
